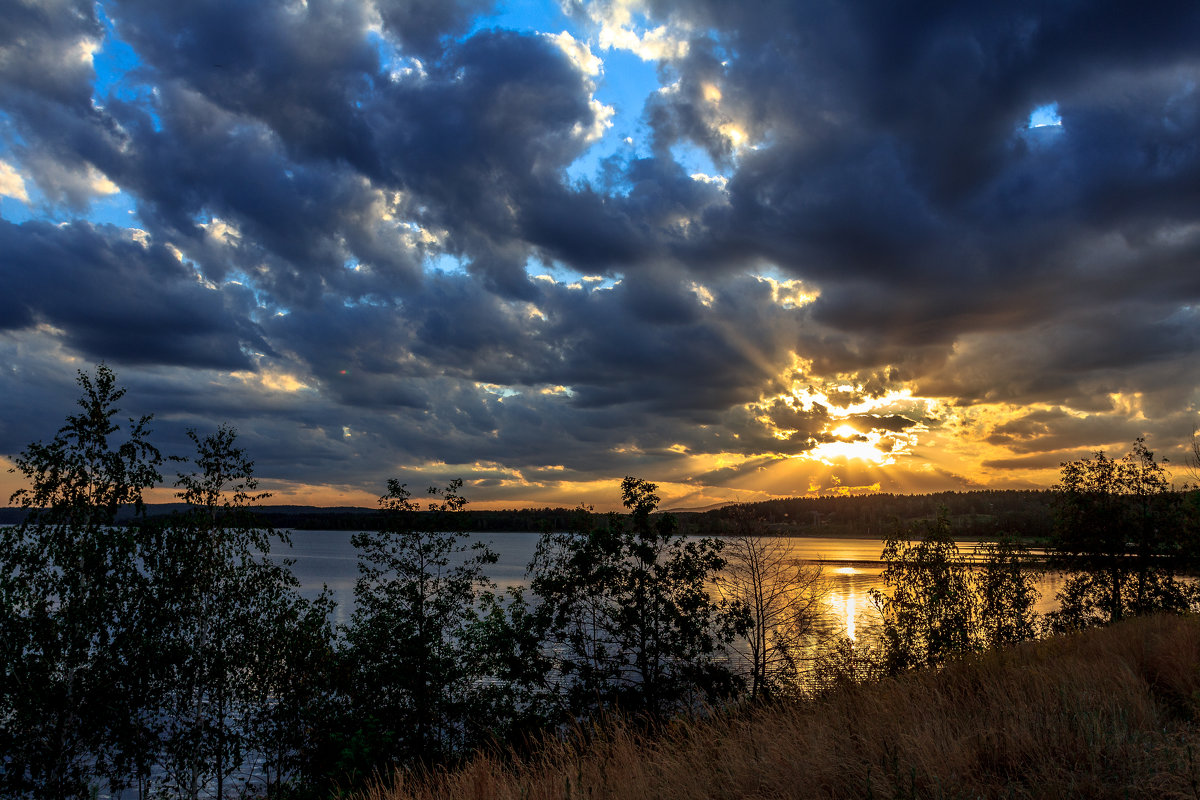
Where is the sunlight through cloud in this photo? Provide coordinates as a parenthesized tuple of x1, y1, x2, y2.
(1029, 102, 1062, 128)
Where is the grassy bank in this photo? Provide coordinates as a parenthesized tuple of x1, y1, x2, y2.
(362, 614, 1200, 800)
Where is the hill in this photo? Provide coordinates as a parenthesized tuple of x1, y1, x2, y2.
(0, 489, 1059, 538)
(683, 489, 1058, 539)
(364, 614, 1200, 800)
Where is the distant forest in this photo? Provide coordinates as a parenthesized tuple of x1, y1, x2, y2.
(1, 488, 1058, 540)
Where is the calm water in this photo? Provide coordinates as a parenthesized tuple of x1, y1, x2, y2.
(276, 531, 1065, 637)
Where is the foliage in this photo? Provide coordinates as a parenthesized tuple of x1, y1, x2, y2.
(1, 370, 333, 799)
(871, 510, 1040, 675)
(0, 365, 163, 799)
(364, 615, 1200, 800)
(809, 634, 887, 695)
(1047, 438, 1195, 632)
(439, 600, 554, 768)
(690, 489, 1058, 540)
(871, 511, 975, 674)
(141, 426, 334, 798)
(973, 536, 1041, 650)
(527, 477, 745, 720)
(341, 479, 498, 773)
(715, 504, 826, 700)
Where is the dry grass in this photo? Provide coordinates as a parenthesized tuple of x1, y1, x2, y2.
(361, 615, 1200, 800)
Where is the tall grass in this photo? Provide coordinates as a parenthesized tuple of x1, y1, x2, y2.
(359, 614, 1200, 800)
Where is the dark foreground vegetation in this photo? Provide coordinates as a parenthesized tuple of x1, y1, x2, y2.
(2, 366, 1199, 799)
(367, 614, 1200, 800)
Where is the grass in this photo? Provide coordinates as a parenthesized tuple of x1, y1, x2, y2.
(357, 614, 1200, 800)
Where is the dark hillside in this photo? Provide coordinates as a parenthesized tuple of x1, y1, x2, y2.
(366, 614, 1200, 800)
(1, 490, 1058, 538)
(683, 489, 1057, 539)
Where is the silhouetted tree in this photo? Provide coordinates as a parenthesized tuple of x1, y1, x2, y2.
(973, 537, 1040, 649)
(871, 511, 977, 674)
(1048, 439, 1194, 631)
(871, 509, 1041, 676)
(716, 505, 825, 700)
(141, 426, 333, 798)
(529, 477, 745, 720)
(343, 479, 497, 770)
(0, 365, 162, 799)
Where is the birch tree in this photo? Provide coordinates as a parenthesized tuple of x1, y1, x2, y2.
(1, 365, 162, 799)
(717, 506, 826, 700)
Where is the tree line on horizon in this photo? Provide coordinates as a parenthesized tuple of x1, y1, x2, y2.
(0, 484, 1064, 539)
(237, 488, 1062, 539)
(2, 366, 1198, 799)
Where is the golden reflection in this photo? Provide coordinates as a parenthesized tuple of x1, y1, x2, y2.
(822, 561, 876, 643)
(845, 589, 856, 641)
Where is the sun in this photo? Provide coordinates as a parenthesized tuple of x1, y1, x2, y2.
(808, 425, 893, 465)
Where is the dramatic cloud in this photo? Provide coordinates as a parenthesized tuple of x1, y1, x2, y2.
(1, 0, 1198, 508)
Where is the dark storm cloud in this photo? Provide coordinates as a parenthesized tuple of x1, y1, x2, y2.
(525, 156, 735, 276)
(0, 0, 99, 109)
(982, 452, 1093, 472)
(110, 0, 380, 167)
(631, 1, 1200, 357)
(375, 0, 494, 58)
(0, 0, 128, 211)
(0, 349, 99, 459)
(361, 29, 631, 296)
(541, 273, 799, 414)
(248, 269, 821, 474)
(0, 219, 265, 368)
(266, 268, 805, 418)
(103, 4, 623, 299)
(842, 415, 917, 435)
(916, 304, 1200, 418)
(86, 78, 430, 307)
(4, 0, 1200, 496)
(985, 407, 1142, 454)
(761, 396, 828, 435)
(179, 264, 828, 484)
(584, 0, 1200, 469)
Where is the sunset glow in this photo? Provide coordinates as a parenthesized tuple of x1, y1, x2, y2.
(1, 1, 1197, 509)
(809, 435, 892, 466)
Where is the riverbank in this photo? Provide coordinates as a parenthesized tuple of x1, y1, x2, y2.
(362, 613, 1200, 800)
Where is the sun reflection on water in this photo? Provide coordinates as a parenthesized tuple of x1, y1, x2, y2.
(823, 563, 879, 643)
(845, 588, 856, 640)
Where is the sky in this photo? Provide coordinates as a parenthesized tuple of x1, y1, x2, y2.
(2, 0, 1199, 511)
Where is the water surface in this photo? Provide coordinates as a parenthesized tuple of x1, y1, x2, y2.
(276, 531, 1064, 636)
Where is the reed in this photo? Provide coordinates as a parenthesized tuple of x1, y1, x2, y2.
(359, 614, 1200, 800)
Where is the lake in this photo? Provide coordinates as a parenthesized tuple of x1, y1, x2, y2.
(276, 531, 1066, 638)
